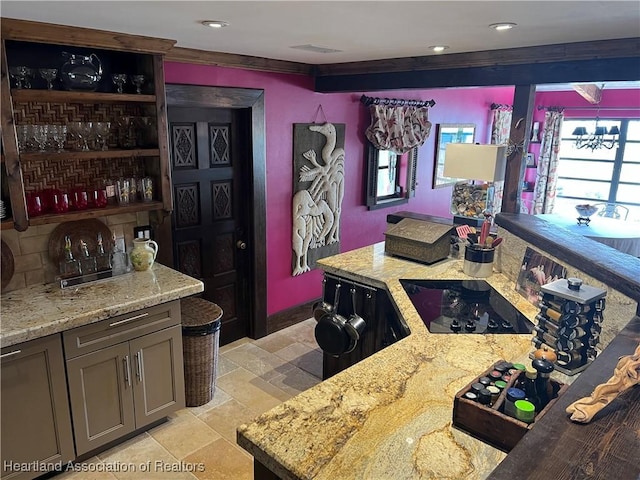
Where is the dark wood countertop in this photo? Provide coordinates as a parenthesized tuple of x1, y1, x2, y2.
(489, 315, 640, 480)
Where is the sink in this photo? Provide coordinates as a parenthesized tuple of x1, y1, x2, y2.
(400, 279, 534, 334)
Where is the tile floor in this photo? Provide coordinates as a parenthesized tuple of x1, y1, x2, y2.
(57, 319, 322, 480)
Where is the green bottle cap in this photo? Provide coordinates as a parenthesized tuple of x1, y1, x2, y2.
(514, 399, 536, 423)
(513, 363, 527, 371)
(494, 380, 507, 389)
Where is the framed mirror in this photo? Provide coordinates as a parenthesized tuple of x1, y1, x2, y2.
(365, 142, 417, 210)
(432, 124, 476, 188)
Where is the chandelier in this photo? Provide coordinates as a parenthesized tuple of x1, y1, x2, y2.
(571, 120, 620, 151)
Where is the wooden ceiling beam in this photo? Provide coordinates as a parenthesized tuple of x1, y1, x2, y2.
(314, 38, 640, 77)
(1, 18, 176, 54)
(165, 47, 313, 76)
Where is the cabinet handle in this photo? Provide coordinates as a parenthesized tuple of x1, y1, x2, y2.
(134, 352, 142, 382)
(123, 355, 131, 387)
(109, 312, 149, 327)
(1, 350, 21, 359)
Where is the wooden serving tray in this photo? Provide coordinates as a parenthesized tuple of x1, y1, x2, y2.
(452, 360, 568, 452)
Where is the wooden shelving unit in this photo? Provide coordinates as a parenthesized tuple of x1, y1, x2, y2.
(0, 26, 173, 231)
(21, 149, 160, 161)
(11, 89, 156, 104)
(28, 201, 163, 226)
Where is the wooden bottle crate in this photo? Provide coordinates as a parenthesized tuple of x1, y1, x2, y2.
(452, 360, 567, 452)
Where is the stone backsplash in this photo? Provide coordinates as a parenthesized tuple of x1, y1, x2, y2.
(1, 211, 150, 292)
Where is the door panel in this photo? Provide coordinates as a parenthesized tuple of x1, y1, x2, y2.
(131, 325, 185, 427)
(66, 342, 135, 455)
(169, 106, 250, 345)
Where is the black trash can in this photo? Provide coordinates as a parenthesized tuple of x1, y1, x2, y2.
(180, 297, 223, 407)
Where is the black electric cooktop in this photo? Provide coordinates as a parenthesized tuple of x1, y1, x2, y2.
(400, 279, 534, 334)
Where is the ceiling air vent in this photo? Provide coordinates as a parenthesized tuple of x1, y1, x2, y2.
(290, 44, 342, 54)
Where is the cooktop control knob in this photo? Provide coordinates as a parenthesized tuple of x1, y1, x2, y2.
(487, 318, 499, 331)
(464, 320, 477, 332)
(450, 319, 462, 333)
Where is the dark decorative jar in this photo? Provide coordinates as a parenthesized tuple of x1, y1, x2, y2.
(60, 52, 102, 91)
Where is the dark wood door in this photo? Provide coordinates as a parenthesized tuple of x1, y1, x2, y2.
(169, 107, 251, 345)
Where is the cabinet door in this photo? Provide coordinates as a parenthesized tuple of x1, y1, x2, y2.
(66, 342, 135, 456)
(130, 325, 185, 427)
(1, 335, 75, 480)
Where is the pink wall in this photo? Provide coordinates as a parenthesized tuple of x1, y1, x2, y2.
(164, 62, 514, 315)
(533, 89, 640, 122)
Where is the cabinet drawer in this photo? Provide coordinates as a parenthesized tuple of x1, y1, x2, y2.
(63, 301, 180, 359)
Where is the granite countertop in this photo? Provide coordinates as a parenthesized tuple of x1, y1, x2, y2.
(238, 243, 543, 480)
(0, 264, 203, 348)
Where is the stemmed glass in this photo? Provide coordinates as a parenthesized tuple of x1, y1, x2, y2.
(68, 122, 93, 151)
(130, 75, 145, 94)
(39, 68, 58, 90)
(9, 66, 34, 89)
(111, 74, 127, 94)
(92, 122, 111, 151)
(32, 125, 49, 151)
(49, 125, 67, 152)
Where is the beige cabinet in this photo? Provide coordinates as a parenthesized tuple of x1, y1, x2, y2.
(1, 335, 75, 480)
(64, 301, 185, 456)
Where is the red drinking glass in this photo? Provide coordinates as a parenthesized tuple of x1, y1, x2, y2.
(91, 189, 108, 208)
(52, 192, 70, 213)
(27, 193, 43, 217)
(71, 189, 89, 210)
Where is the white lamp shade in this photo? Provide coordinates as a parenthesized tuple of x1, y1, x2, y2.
(443, 144, 507, 182)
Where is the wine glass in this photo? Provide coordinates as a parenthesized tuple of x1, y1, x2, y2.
(39, 68, 58, 90)
(49, 125, 68, 152)
(32, 125, 49, 151)
(68, 121, 92, 151)
(111, 73, 127, 94)
(92, 122, 111, 151)
(130, 74, 145, 94)
(9, 66, 34, 89)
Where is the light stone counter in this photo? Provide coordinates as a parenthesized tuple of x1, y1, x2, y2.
(238, 243, 542, 480)
(0, 264, 203, 348)
(238, 242, 636, 480)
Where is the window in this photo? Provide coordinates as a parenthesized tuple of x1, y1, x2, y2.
(554, 118, 640, 221)
(364, 143, 417, 210)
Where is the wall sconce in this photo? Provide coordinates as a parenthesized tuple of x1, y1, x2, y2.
(572, 122, 619, 151)
(444, 143, 507, 226)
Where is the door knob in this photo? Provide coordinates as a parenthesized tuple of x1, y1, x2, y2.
(236, 240, 247, 250)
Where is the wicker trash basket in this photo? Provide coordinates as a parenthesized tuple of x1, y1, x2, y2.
(181, 297, 223, 407)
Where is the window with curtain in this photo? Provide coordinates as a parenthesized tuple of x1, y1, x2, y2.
(553, 118, 640, 221)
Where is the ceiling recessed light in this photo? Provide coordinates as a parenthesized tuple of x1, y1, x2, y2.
(201, 20, 229, 29)
(429, 45, 449, 53)
(489, 22, 517, 31)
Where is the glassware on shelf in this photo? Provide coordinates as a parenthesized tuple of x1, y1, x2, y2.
(115, 116, 136, 148)
(61, 52, 102, 91)
(48, 125, 68, 152)
(68, 121, 93, 151)
(8, 66, 34, 89)
(140, 177, 154, 202)
(38, 68, 58, 90)
(26, 192, 43, 217)
(32, 125, 49, 152)
(70, 189, 89, 210)
(130, 74, 145, 94)
(52, 191, 70, 213)
(128, 177, 138, 202)
(134, 116, 157, 147)
(111, 73, 127, 94)
(116, 178, 130, 205)
(90, 188, 108, 208)
(16, 125, 32, 152)
(92, 122, 111, 151)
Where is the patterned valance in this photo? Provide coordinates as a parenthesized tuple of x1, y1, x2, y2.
(365, 104, 432, 154)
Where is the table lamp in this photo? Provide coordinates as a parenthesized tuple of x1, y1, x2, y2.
(443, 143, 507, 227)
